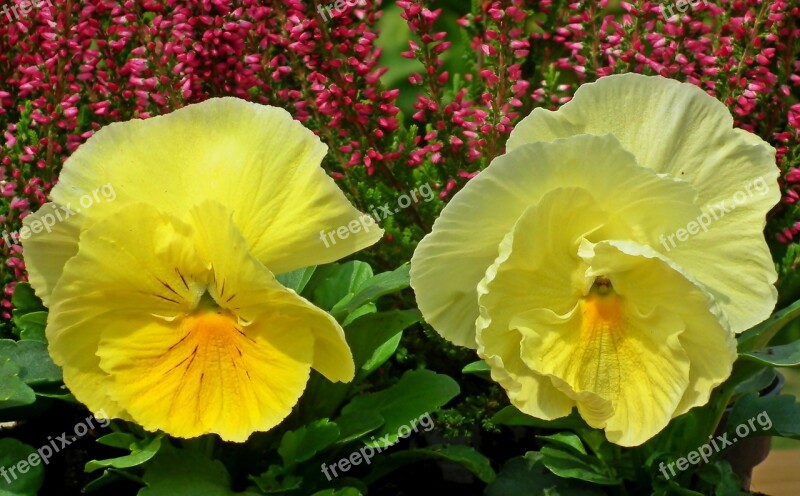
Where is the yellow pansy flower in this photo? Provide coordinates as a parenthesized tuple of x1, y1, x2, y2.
(22, 99, 382, 441)
(23, 98, 382, 306)
(410, 74, 779, 446)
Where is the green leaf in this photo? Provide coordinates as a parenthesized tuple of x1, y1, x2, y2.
(275, 266, 317, 294)
(11, 284, 44, 318)
(341, 370, 458, 447)
(0, 358, 36, 410)
(539, 445, 620, 485)
(30, 383, 75, 402)
(366, 445, 496, 485)
(0, 340, 61, 385)
(537, 433, 588, 455)
(345, 310, 420, 379)
(248, 464, 301, 494)
(82, 467, 146, 493)
(306, 262, 373, 311)
(96, 432, 139, 450)
(461, 360, 491, 380)
(485, 452, 605, 496)
(278, 419, 340, 469)
(725, 392, 800, 439)
(0, 438, 45, 496)
(696, 460, 750, 496)
(733, 367, 777, 397)
(333, 264, 410, 317)
(651, 479, 706, 496)
(81, 468, 149, 494)
(740, 341, 800, 367)
(492, 405, 586, 430)
(86, 434, 164, 473)
(737, 298, 800, 352)
(300, 373, 351, 422)
(334, 410, 385, 445)
(139, 445, 260, 496)
(15, 313, 47, 343)
(777, 244, 800, 308)
(409, 445, 496, 483)
(341, 303, 376, 327)
(310, 488, 362, 496)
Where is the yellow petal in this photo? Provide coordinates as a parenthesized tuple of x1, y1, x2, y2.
(48, 202, 353, 441)
(508, 73, 779, 332)
(412, 133, 699, 348)
(516, 297, 689, 447)
(188, 201, 354, 384)
(46, 206, 206, 422)
(98, 313, 314, 442)
(477, 187, 733, 445)
(584, 240, 736, 417)
(20, 203, 82, 306)
(44, 98, 381, 278)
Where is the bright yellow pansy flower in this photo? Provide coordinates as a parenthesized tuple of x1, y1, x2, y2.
(22, 99, 382, 441)
(23, 98, 382, 305)
(411, 74, 779, 446)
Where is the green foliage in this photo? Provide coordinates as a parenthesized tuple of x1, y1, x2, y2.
(486, 452, 604, 496)
(0, 439, 45, 496)
(364, 444, 495, 485)
(0, 339, 61, 412)
(740, 341, 800, 367)
(275, 266, 317, 294)
(278, 420, 341, 470)
(737, 296, 800, 352)
(341, 369, 459, 448)
(492, 406, 587, 430)
(461, 360, 491, 380)
(139, 445, 260, 496)
(10, 284, 45, 335)
(86, 433, 165, 473)
(309, 489, 362, 496)
(0, 357, 36, 410)
(725, 392, 800, 440)
(346, 309, 420, 381)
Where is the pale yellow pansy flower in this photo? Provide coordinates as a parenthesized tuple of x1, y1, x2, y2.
(411, 74, 779, 446)
(22, 99, 382, 441)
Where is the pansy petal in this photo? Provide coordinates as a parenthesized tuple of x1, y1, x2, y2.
(477, 187, 733, 445)
(516, 302, 689, 447)
(188, 201, 355, 384)
(47, 202, 353, 441)
(20, 203, 82, 306)
(508, 73, 779, 332)
(45, 206, 208, 421)
(585, 240, 736, 417)
(478, 188, 689, 446)
(412, 133, 699, 348)
(48, 98, 382, 276)
(478, 323, 575, 420)
(490, 225, 691, 446)
(98, 315, 314, 442)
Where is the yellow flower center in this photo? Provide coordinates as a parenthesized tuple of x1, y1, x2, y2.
(582, 276, 624, 339)
(178, 310, 249, 365)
